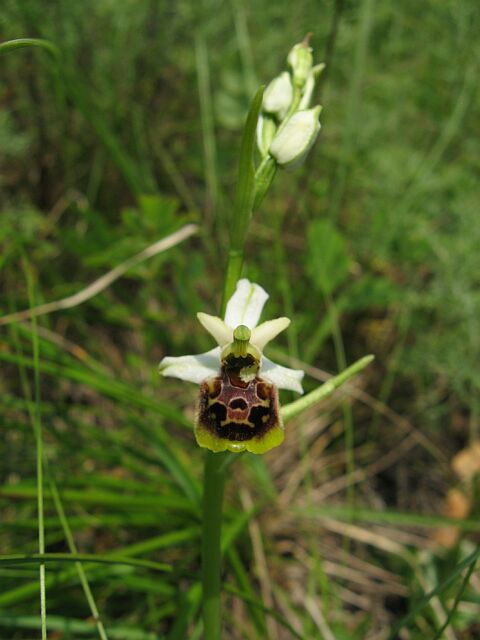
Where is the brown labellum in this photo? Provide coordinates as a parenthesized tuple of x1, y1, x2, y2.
(195, 353, 284, 454)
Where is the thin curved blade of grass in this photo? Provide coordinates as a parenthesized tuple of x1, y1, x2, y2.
(48, 478, 109, 640)
(0, 38, 60, 59)
(165, 576, 302, 640)
(321, 288, 356, 545)
(60, 66, 157, 196)
(0, 615, 161, 640)
(0, 553, 171, 573)
(11, 305, 110, 640)
(6, 325, 201, 507)
(24, 262, 47, 640)
(131, 415, 201, 507)
(0, 351, 192, 428)
(224, 584, 304, 640)
(0, 484, 192, 513)
(231, 0, 258, 94)
(3, 513, 161, 532)
(227, 547, 268, 637)
(295, 504, 480, 531)
(0, 528, 199, 608)
(221, 503, 262, 552)
(387, 545, 480, 639)
(0, 38, 156, 197)
(327, 0, 375, 222)
(166, 583, 201, 640)
(431, 557, 478, 640)
(194, 29, 218, 217)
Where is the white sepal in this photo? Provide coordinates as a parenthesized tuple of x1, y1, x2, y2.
(269, 106, 322, 170)
(263, 71, 293, 119)
(159, 348, 220, 384)
(224, 279, 269, 329)
(261, 356, 304, 394)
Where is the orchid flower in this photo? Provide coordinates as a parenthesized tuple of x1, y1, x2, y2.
(159, 279, 304, 454)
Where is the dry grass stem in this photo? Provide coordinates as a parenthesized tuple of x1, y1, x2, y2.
(0, 224, 198, 326)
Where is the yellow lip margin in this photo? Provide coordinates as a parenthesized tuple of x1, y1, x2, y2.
(194, 422, 285, 454)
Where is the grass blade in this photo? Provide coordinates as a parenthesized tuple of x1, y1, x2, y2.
(24, 262, 47, 640)
(0, 553, 171, 573)
(0, 37, 60, 59)
(387, 546, 480, 639)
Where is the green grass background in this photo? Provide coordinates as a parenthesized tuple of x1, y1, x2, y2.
(1, 0, 480, 637)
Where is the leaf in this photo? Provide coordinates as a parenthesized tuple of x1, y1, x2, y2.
(230, 86, 264, 251)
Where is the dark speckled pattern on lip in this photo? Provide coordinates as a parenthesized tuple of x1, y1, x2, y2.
(197, 366, 282, 444)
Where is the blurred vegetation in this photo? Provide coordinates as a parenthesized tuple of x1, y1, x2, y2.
(1, 0, 480, 638)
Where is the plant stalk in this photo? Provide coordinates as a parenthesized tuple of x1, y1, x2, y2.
(201, 87, 264, 638)
(201, 247, 243, 638)
(201, 452, 227, 639)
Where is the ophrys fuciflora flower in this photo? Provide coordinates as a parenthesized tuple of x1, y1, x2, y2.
(159, 279, 304, 453)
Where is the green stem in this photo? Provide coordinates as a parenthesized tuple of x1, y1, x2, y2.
(201, 246, 242, 638)
(201, 452, 227, 639)
(201, 87, 263, 638)
(281, 355, 374, 422)
(220, 250, 244, 315)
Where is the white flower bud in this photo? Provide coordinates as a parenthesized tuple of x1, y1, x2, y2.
(262, 71, 293, 119)
(287, 42, 313, 88)
(269, 106, 322, 170)
(299, 63, 326, 110)
(257, 113, 277, 157)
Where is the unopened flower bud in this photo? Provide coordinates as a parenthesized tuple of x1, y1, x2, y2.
(263, 71, 293, 119)
(287, 42, 313, 88)
(257, 113, 277, 157)
(269, 106, 322, 170)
